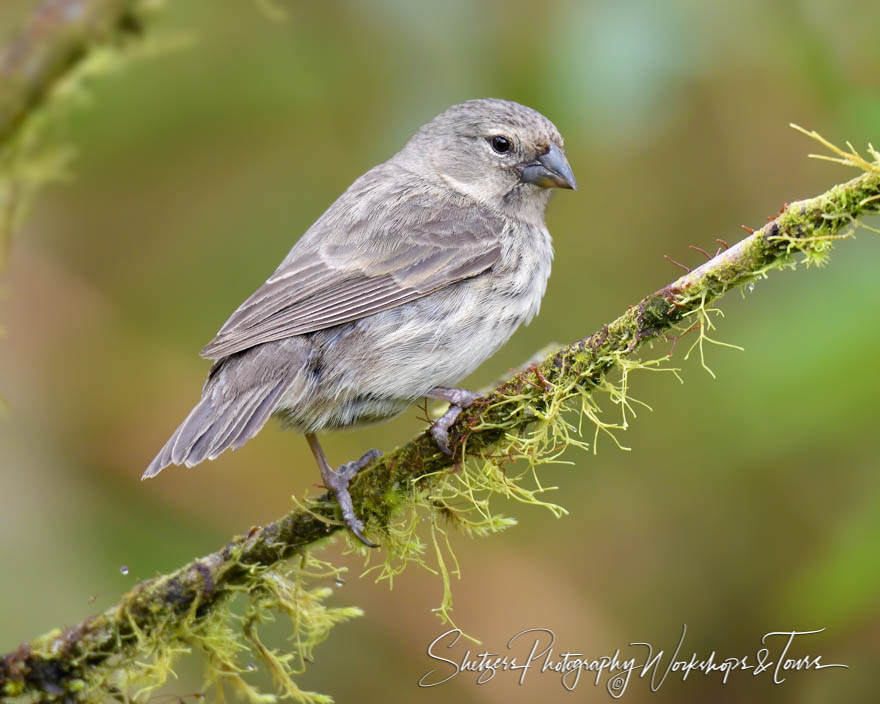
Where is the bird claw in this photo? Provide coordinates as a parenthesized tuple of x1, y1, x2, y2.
(321, 448, 382, 548)
(430, 413, 456, 456)
(336, 448, 382, 481)
(426, 387, 484, 457)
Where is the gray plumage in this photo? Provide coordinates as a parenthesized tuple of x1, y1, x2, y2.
(143, 98, 575, 520)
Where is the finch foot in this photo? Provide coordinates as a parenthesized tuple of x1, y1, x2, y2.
(306, 433, 381, 547)
(320, 448, 381, 547)
(425, 387, 484, 457)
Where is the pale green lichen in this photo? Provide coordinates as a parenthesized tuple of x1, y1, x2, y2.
(3, 108, 880, 704)
(342, 130, 880, 647)
(122, 555, 360, 704)
(92, 129, 878, 699)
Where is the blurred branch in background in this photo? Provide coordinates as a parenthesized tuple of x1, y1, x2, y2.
(0, 0, 151, 268)
(1, 133, 877, 702)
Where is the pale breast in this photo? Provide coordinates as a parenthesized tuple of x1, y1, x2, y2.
(496, 222, 554, 325)
(276, 220, 554, 431)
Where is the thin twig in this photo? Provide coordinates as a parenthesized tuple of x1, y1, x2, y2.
(0, 0, 142, 143)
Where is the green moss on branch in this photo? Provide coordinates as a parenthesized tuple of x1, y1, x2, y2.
(2, 137, 879, 702)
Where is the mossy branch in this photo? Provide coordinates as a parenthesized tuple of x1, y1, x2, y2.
(1, 134, 878, 702)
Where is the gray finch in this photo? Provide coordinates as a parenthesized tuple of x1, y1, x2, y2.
(143, 98, 576, 546)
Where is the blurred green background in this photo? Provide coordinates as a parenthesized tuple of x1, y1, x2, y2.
(1, 0, 879, 702)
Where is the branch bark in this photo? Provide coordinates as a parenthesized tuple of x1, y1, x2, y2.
(2, 160, 878, 699)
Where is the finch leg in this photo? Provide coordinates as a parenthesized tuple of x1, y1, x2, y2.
(305, 432, 381, 548)
(425, 387, 484, 456)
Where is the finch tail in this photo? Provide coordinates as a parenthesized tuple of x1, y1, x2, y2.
(142, 378, 287, 480)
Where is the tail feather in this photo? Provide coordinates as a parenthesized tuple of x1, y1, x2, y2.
(169, 395, 217, 464)
(228, 382, 287, 452)
(192, 389, 263, 464)
(142, 379, 287, 480)
(205, 382, 281, 461)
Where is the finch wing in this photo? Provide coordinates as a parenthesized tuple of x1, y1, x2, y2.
(199, 192, 504, 360)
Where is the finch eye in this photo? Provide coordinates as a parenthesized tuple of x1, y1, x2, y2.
(489, 135, 511, 154)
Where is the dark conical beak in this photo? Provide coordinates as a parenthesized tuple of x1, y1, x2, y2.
(518, 142, 577, 190)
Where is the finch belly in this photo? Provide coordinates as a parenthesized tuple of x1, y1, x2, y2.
(274, 276, 527, 432)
